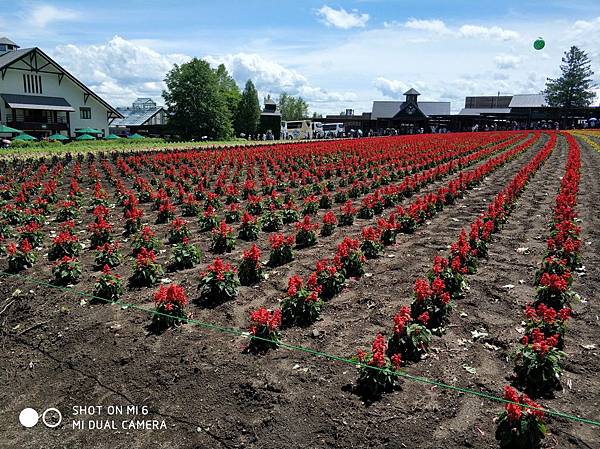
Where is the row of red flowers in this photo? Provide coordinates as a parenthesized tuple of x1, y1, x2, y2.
(244, 133, 541, 346)
(1, 132, 528, 267)
(354, 133, 558, 445)
(511, 133, 581, 405)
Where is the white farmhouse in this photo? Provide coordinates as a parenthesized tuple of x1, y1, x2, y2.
(0, 37, 122, 138)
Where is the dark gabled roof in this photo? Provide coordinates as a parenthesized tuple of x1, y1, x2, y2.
(394, 102, 427, 119)
(0, 37, 18, 47)
(509, 94, 547, 108)
(372, 101, 451, 118)
(0, 47, 122, 118)
(404, 88, 421, 96)
(0, 48, 32, 68)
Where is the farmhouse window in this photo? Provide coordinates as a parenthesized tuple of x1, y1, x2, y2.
(80, 107, 92, 120)
(22, 74, 43, 94)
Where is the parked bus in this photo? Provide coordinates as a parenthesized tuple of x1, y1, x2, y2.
(281, 120, 313, 140)
(321, 123, 344, 138)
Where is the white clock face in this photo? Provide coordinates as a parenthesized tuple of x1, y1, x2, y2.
(406, 105, 415, 114)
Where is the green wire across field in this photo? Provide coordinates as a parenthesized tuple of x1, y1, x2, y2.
(1, 270, 599, 429)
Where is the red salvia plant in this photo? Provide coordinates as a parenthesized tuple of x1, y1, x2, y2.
(314, 258, 346, 300)
(334, 237, 365, 278)
(355, 333, 402, 399)
(281, 274, 323, 326)
(198, 258, 240, 304)
(268, 233, 295, 267)
(246, 307, 282, 352)
(295, 215, 319, 248)
(129, 248, 164, 287)
(321, 211, 337, 237)
(360, 226, 383, 259)
(238, 244, 264, 286)
(495, 386, 546, 449)
(152, 284, 189, 331)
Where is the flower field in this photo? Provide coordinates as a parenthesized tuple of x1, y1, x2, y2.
(1, 131, 599, 448)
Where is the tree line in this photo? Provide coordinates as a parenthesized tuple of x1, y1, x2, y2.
(162, 47, 595, 140)
(162, 58, 310, 140)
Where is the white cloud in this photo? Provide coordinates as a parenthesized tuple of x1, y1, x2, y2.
(205, 52, 356, 104)
(48, 36, 356, 111)
(372, 77, 410, 99)
(372, 71, 554, 112)
(316, 5, 369, 30)
(494, 53, 522, 69)
(51, 36, 190, 106)
(571, 17, 600, 33)
(458, 24, 519, 41)
(205, 53, 307, 93)
(404, 18, 451, 35)
(392, 18, 520, 42)
(29, 4, 81, 28)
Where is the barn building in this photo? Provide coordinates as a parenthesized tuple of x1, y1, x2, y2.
(0, 37, 122, 138)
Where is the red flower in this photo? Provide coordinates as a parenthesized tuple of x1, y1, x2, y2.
(242, 244, 261, 264)
(295, 215, 319, 232)
(356, 349, 367, 362)
(417, 312, 430, 325)
(431, 276, 446, 296)
(414, 278, 432, 302)
(154, 284, 188, 307)
(323, 211, 337, 225)
(393, 305, 412, 335)
(287, 274, 303, 297)
(20, 239, 33, 252)
(361, 226, 381, 242)
(369, 333, 387, 368)
(558, 307, 571, 321)
(249, 307, 282, 331)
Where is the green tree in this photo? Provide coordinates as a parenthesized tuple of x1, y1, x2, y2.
(235, 80, 261, 136)
(545, 46, 596, 108)
(163, 58, 233, 139)
(278, 92, 309, 121)
(216, 64, 241, 127)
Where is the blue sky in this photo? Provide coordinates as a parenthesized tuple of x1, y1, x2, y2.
(1, 1, 599, 113)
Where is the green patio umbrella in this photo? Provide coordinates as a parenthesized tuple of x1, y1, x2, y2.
(0, 124, 21, 134)
(48, 133, 69, 141)
(14, 133, 37, 141)
(128, 133, 144, 139)
(104, 133, 121, 140)
(75, 133, 96, 141)
(75, 127, 102, 134)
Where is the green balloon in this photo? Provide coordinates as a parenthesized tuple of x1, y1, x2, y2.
(534, 38, 545, 50)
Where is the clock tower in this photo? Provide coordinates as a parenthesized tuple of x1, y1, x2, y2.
(404, 88, 420, 106)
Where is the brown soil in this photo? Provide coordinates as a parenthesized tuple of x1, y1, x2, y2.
(1, 134, 599, 449)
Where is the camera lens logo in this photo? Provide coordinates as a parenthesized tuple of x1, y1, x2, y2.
(19, 408, 62, 428)
(19, 408, 39, 428)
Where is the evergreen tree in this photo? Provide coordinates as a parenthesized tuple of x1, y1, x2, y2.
(235, 80, 261, 136)
(163, 58, 233, 140)
(216, 64, 241, 128)
(545, 46, 596, 108)
(278, 92, 309, 121)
